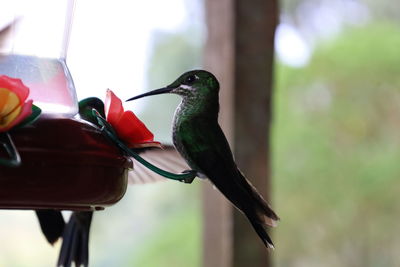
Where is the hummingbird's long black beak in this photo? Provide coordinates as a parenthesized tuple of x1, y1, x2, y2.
(126, 87, 172, 102)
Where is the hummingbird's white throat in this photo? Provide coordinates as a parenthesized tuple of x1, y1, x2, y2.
(180, 84, 193, 90)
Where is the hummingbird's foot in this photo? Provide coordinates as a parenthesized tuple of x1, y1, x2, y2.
(180, 170, 197, 184)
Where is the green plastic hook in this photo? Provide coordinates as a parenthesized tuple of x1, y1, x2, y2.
(0, 132, 21, 167)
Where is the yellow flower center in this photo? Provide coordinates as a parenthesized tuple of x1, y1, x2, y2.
(0, 87, 22, 128)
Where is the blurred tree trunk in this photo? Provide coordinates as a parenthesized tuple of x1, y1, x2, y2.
(203, 0, 278, 267)
(203, 0, 234, 266)
(232, 0, 279, 266)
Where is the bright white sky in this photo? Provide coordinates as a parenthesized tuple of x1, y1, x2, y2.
(67, 0, 188, 103)
(275, 23, 311, 67)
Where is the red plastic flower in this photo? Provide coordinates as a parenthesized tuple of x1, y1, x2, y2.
(105, 89, 161, 149)
(0, 75, 33, 132)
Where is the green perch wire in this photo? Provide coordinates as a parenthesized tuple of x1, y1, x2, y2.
(0, 132, 21, 167)
(0, 104, 41, 167)
(92, 109, 197, 184)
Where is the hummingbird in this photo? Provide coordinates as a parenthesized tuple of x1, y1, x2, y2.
(127, 70, 279, 248)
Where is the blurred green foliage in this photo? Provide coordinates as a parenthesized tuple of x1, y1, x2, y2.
(272, 22, 400, 267)
(129, 207, 201, 267)
(282, 0, 400, 23)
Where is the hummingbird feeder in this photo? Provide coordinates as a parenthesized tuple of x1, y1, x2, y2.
(0, 0, 196, 211)
(0, 0, 132, 211)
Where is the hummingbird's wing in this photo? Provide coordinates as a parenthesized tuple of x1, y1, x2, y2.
(128, 145, 191, 184)
(179, 117, 278, 248)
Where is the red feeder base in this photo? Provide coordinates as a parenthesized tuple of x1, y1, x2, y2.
(0, 117, 132, 211)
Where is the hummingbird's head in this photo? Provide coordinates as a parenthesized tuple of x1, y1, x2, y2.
(126, 70, 219, 102)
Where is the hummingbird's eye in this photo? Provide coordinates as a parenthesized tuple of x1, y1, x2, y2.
(185, 75, 196, 85)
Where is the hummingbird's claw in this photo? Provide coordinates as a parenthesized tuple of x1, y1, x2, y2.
(180, 170, 197, 184)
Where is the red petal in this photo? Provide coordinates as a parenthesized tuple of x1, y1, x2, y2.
(0, 75, 29, 103)
(105, 90, 160, 148)
(113, 110, 156, 145)
(105, 89, 124, 126)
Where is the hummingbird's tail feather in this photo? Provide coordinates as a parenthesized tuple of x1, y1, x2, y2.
(57, 211, 93, 267)
(237, 170, 279, 227)
(249, 218, 275, 249)
(36, 210, 65, 245)
(209, 168, 279, 249)
(237, 170, 278, 249)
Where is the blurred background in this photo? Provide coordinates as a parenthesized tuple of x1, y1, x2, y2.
(273, 1, 400, 267)
(0, 0, 400, 266)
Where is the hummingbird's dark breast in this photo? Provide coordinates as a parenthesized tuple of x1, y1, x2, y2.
(172, 101, 208, 179)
